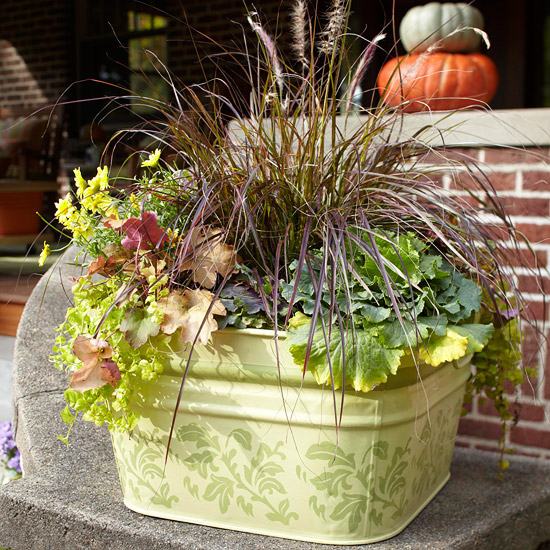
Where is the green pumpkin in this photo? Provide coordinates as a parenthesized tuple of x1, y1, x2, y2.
(399, 2, 484, 53)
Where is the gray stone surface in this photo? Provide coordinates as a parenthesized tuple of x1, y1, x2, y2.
(1, 250, 550, 550)
(0, 335, 15, 420)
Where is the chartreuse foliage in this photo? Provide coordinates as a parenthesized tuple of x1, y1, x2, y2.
(53, 276, 180, 434)
(285, 232, 495, 392)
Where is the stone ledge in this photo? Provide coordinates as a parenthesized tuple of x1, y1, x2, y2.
(1, 252, 550, 549)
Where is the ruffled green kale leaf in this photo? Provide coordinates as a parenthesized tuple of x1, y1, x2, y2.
(280, 261, 317, 315)
(452, 323, 494, 354)
(359, 303, 392, 323)
(419, 254, 449, 280)
(287, 313, 404, 392)
(418, 323, 492, 366)
(359, 232, 425, 288)
(219, 283, 269, 329)
(381, 315, 447, 348)
(435, 271, 481, 322)
(418, 329, 469, 367)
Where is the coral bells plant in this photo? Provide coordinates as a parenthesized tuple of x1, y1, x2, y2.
(49, 1, 538, 462)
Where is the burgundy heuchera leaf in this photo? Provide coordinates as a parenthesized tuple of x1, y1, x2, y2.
(120, 211, 167, 250)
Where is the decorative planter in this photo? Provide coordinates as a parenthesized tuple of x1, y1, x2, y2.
(0, 191, 43, 235)
(112, 329, 470, 545)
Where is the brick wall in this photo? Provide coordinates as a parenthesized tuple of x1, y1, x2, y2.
(166, 0, 291, 87)
(0, 0, 290, 117)
(0, 0, 72, 111)
(437, 146, 550, 458)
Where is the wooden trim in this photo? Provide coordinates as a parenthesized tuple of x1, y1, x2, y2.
(0, 180, 58, 192)
(0, 302, 24, 337)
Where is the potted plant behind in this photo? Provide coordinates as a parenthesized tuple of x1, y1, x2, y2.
(48, 2, 534, 545)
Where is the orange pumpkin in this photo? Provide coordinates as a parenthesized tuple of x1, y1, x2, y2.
(377, 53, 499, 113)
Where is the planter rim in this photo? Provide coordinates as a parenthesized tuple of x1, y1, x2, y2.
(218, 327, 288, 338)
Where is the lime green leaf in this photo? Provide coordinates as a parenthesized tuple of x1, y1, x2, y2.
(288, 314, 404, 392)
(419, 254, 448, 279)
(419, 329, 469, 367)
(361, 233, 424, 287)
(452, 323, 494, 354)
(60, 405, 76, 426)
(455, 276, 482, 319)
(360, 304, 391, 323)
(120, 308, 160, 348)
(382, 316, 447, 347)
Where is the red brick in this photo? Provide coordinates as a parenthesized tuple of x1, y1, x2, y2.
(458, 417, 503, 440)
(488, 172, 517, 191)
(447, 170, 483, 191)
(447, 170, 517, 192)
(499, 197, 550, 217)
(523, 171, 550, 192)
(501, 248, 547, 270)
(523, 300, 548, 323)
(518, 274, 550, 294)
(516, 223, 550, 245)
(521, 372, 539, 399)
(521, 325, 544, 365)
(477, 399, 545, 423)
(481, 222, 515, 242)
(477, 399, 500, 418)
(545, 348, 550, 400)
(516, 403, 547, 422)
(484, 147, 549, 164)
(510, 426, 550, 450)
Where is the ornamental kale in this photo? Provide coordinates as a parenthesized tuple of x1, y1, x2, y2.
(284, 232, 495, 392)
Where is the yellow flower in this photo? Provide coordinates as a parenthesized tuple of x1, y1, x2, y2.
(166, 227, 180, 239)
(55, 194, 73, 223)
(141, 148, 161, 168)
(88, 166, 109, 192)
(38, 242, 51, 267)
(74, 168, 87, 199)
(129, 193, 140, 210)
(71, 218, 93, 241)
(82, 192, 113, 214)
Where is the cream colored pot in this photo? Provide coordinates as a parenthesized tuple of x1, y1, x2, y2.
(112, 328, 470, 545)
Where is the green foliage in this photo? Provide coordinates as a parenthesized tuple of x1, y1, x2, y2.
(51, 276, 178, 432)
(219, 283, 270, 329)
(466, 319, 523, 424)
(288, 312, 404, 392)
(285, 232, 493, 391)
(121, 309, 161, 348)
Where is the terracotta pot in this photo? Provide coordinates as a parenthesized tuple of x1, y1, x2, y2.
(112, 328, 470, 545)
(0, 192, 43, 235)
